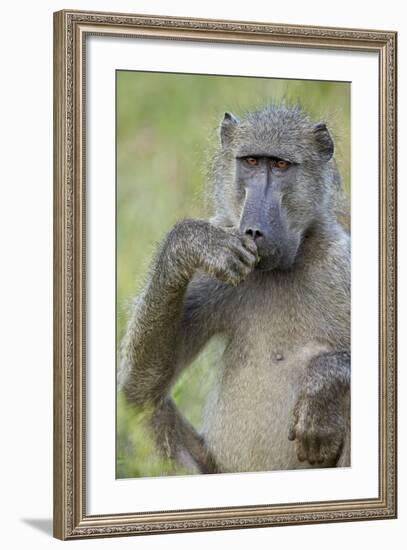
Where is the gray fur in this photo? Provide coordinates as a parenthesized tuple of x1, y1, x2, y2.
(119, 104, 350, 474)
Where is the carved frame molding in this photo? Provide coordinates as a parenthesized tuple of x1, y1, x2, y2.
(53, 10, 397, 540)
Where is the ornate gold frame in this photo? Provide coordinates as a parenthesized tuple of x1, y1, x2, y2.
(53, 9, 397, 540)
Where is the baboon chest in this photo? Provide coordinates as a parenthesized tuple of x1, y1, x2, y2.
(227, 275, 329, 356)
(202, 277, 333, 472)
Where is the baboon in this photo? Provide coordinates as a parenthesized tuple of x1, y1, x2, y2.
(119, 104, 350, 474)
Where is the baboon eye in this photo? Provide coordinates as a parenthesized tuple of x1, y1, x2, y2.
(245, 157, 258, 166)
(275, 159, 290, 170)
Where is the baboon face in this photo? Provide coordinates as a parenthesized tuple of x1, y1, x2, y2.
(219, 107, 334, 271)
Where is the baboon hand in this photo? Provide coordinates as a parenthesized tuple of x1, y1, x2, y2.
(198, 226, 259, 286)
(165, 220, 258, 286)
(288, 391, 345, 467)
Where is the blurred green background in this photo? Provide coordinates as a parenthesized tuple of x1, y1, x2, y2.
(116, 70, 350, 478)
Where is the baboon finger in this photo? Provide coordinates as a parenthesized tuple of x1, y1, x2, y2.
(231, 244, 257, 267)
(215, 260, 248, 286)
(296, 438, 309, 462)
(315, 437, 325, 464)
(226, 267, 247, 287)
(319, 438, 342, 465)
(288, 426, 296, 441)
(288, 402, 300, 441)
(308, 436, 321, 465)
(241, 235, 259, 256)
(235, 262, 254, 283)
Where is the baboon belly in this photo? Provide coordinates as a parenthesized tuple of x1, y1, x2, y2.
(203, 340, 330, 473)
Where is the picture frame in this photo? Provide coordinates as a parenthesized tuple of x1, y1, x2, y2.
(53, 9, 397, 540)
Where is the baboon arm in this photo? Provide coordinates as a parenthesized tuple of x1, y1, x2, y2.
(119, 218, 253, 472)
(306, 351, 350, 394)
(177, 275, 227, 368)
(119, 264, 224, 472)
(289, 351, 350, 467)
(119, 273, 224, 405)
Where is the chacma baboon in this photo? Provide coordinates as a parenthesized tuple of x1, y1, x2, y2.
(119, 104, 350, 474)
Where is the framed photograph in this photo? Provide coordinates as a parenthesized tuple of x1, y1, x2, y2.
(53, 9, 397, 540)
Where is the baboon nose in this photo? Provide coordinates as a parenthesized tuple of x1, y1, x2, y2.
(245, 228, 264, 240)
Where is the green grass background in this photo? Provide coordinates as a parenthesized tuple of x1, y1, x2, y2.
(116, 70, 350, 478)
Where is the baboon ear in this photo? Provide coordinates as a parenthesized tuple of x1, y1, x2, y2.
(313, 122, 334, 162)
(220, 112, 239, 147)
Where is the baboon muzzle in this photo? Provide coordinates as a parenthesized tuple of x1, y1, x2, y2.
(240, 188, 290, 271)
